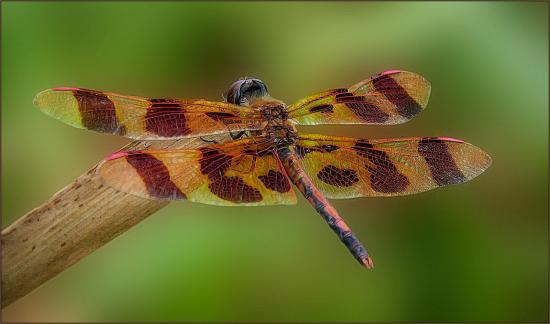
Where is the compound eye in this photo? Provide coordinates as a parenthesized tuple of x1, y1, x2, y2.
(225, 78, 268, 106)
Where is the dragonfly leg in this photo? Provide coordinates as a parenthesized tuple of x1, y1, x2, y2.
(230, 130, 248, 140)
(199, 136, 219, 144)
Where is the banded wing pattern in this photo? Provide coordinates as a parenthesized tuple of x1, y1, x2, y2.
(293, 134, 491, 199)
(34, 88, 264, 140)
(98, 138, 297, 206)
(288, 70, 431, 125)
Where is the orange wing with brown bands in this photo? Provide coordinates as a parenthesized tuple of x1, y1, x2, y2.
(288, 70, 431, 125)
(294, 134, 491, 199)
(98, 138, 297, 206)
(34, 87, 264, 140)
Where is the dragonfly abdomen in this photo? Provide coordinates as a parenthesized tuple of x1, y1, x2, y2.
(277, 146, 374, 269)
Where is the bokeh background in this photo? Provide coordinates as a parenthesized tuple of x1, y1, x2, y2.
(1, 2, 548, 322)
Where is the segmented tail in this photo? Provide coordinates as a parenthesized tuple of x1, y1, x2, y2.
(278, 146, 374, 269)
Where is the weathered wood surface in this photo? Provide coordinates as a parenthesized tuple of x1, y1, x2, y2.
(1, 136, 224, 308)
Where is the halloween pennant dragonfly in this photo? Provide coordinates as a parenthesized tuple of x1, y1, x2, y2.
(34, 70, 491, 268)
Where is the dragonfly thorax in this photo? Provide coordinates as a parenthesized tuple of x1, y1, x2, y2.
(260, 101, 295, 147)
(260, 103, 289, 121)
(265, 124, 297, 148)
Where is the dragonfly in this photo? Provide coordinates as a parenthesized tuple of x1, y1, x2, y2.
(34, 70, 491, 268)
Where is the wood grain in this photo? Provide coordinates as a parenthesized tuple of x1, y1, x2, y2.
(1, 135, 229, 308)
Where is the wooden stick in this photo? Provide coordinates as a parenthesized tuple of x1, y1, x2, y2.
(1, 136, 226, 308)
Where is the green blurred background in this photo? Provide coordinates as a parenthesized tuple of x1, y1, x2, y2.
(1, 2, 548, 322)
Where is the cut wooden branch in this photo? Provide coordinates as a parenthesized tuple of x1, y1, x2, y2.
(1, 135, 229, 308)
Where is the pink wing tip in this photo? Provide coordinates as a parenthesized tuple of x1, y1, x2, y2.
(380, 69, 401, 76)
(52, 87, 80, 91)
(437, 137, 465, 143)
(105, 151, 129, 161)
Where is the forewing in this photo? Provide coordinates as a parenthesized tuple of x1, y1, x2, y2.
(288, 70, 431, 125)
(98, 138, 297, 206)
(34, 87, 264, 140)
(294, 134, 491, 199)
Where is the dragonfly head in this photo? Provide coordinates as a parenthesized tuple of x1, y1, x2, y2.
(224, 78, 269, 106)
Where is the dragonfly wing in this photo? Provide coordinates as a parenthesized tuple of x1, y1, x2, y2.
(288, 70, 431, 125)
(98, 138, 297, 206)
(293, 134, 491, 199)
(34, 87, 264, 140)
